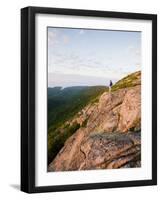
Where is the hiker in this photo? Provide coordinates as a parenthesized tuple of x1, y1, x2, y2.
(109, 80, 113, 93)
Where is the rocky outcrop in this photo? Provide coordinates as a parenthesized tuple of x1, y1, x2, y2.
(48, 71, 141, 171)
(48, 130, 141, 171)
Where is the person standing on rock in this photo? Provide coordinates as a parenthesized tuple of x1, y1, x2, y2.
(109, 80, 113, 93)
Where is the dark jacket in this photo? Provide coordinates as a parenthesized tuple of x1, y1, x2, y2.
(109, 80, 113, 87)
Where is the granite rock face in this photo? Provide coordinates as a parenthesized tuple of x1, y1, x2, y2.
(48, 71, 141, 171)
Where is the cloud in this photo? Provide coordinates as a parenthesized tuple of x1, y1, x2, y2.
(48, 46, 126, 81)
(135, 62, 141, 69)
(79, 30, 85, 35)
(135, 49, 140, 56)
(63, 35, 70, 44)
(48, 72, 116, 87)
(48, 29, 59, 46)
(48, 29, 70, 46)
(128, 45, 141, 56)
(48, 53, 124, 80)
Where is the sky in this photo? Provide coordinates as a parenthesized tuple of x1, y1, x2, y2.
(48, 27, 141, 88)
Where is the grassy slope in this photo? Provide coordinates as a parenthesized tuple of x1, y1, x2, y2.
(111, 71, 141, 91)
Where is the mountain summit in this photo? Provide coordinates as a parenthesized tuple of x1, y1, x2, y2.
(48, 71, 141, 171)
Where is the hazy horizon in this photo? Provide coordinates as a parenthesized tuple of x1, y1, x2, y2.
(48, 72, 118, 88)
(48, 27, 141, 87)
